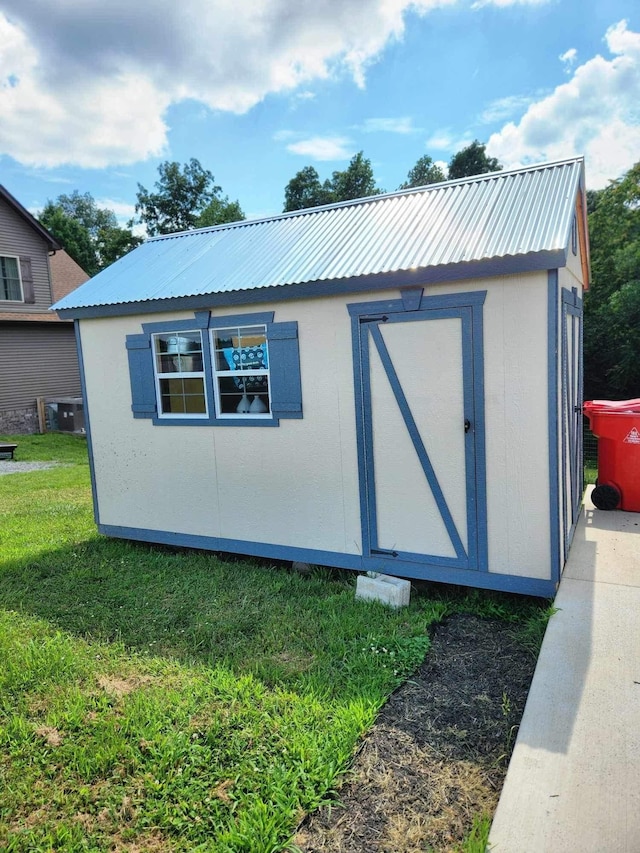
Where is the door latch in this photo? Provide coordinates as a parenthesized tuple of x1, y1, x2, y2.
(464, 418, 471, 433)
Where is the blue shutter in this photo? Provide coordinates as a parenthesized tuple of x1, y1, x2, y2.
(267, 321, 302, 419)
(126, 333, 157, 418)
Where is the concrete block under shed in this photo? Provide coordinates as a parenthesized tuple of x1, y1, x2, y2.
(356, 573, 411, 608)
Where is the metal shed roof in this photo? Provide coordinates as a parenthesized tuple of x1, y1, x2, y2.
(53, 158, 587, 317)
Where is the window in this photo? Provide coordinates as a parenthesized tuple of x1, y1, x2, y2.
(152, 330, 207, 417)
(126, 311, 302, 426)
(0, 255, 22, 301)
(211, 325, 271, 417)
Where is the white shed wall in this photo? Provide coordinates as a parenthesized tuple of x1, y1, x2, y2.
(80, 270, 552, 581)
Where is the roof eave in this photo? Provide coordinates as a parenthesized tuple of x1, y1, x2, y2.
(0, 185, 61, 252)
(54, 249, 567, 320)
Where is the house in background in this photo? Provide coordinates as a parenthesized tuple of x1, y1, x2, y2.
(54, 159, 589, 597)
(0, 184, 89, 434)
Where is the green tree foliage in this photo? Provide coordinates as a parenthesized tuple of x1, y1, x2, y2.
(135, 159, 244, 235)
(196, 196, 245, 228)
(283, 166, 333, 212)
(448, 140, 502, 180)
(39, 203, 98, 275)
(39, 191, 142, 275)
(283, 152, 381, 212)
(330, 152, 381, 202)
(399, 155, 446, 189)
(584, 161, 640, 399)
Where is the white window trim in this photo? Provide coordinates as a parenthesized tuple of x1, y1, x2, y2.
(152, 330, 209, 419)
(0, 254, 24, 302)
(210, 325, 272, 419)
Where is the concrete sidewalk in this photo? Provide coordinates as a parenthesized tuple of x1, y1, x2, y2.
(489, 489, 640, 852)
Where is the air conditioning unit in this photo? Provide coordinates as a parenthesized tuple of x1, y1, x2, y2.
(43, 397, 85, 433)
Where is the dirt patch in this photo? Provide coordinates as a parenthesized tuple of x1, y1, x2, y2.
(96, 674, 156, 698)
(295, 614, 537, 853)
(34, 725, 63, 747)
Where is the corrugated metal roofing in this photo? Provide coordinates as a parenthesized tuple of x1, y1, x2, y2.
(53, 158, 584, 312)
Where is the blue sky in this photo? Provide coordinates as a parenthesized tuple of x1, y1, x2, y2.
(1, 0, 638, 228)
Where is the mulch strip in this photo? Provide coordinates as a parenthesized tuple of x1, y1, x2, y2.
(295, 613, 537, 853)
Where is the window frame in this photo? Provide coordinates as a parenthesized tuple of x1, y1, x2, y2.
(0, 254, 24, 302)
(152, 329, 209, 420)
(210, 323, 272, 420)
(130, 309, 304, 427)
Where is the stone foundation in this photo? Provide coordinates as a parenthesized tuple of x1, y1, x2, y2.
(0, 406, 39, 435)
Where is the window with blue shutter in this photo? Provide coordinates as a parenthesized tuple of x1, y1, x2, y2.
(126, 311, 302, 426)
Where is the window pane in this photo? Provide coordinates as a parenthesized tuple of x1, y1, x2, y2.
(159, 377, 206, 415)
(216, 378, 270, 415)
(0, 256, 21, 301)
(154, 332, 203, 373)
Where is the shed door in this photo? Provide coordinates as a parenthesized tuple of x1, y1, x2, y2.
(355, 302, 487, 573)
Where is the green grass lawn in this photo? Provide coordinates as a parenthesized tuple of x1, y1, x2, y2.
(0, 434, 548, 852)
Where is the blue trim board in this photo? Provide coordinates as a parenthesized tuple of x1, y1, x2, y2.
(74, 320, 100, 527)
(470, 297, 488, 572)
(98, 523, 557, 598)
(56, 250, 565, 321)
(547, 270, 561, 584)
(348, 289, 487, 317)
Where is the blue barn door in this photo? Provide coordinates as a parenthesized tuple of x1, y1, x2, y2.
(351, 293, 487, 577)
(561, 287, 583, 553)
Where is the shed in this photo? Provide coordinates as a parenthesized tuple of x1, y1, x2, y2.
(54, 158, 589, 597)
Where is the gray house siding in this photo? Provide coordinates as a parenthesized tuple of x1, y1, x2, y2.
(0, 188, 86, 433)
(0, 322, 81, 432)
(0, 197, 53, 313)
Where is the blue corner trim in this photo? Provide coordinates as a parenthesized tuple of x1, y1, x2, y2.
(548, 271, 561, 584)
(97, 523, 556, 597)
(74, 320, 100, 527)
(470, 294, 489, 572)
(369, 322, 467, 561)
(56, 250, 566, 321)
(560, 287, 584, 553)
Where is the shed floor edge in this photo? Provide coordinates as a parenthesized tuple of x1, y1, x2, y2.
(98, 523, 557, 597)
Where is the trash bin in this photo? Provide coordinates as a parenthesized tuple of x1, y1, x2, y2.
(583, 398, 640, 511)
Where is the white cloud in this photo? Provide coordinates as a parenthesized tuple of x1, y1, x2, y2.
(95, 198, 137, 222)
(559, 47, 578, 68)
(472, 0, 549, 6)
(480, 94, 537, 123)
(0, 0, 455, 169)
(361, 116, 417, 133)
(425, 130, 472, 152)
(487, 20, 640, 188)
(286, 136, 354, 161)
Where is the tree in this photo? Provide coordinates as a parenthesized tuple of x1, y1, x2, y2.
(135, 159, 244, 235)
(39, 191, 142, 274)
(330, 152, 381, 202)
(39, 203, 99, 275)
(584, 161, 640, 400)
(196, 196, 245, 228)
(399, 155, 446, 189)
(282, 152, 381, 212)
(448, 140, 502, 180)
(284, 166, 333, 212)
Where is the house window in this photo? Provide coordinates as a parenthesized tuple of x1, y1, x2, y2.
(211, 325, 271, 417)
(152, 330, 207, 416)
(0, 255, 22, 301)
(126, 311, 302, 426)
